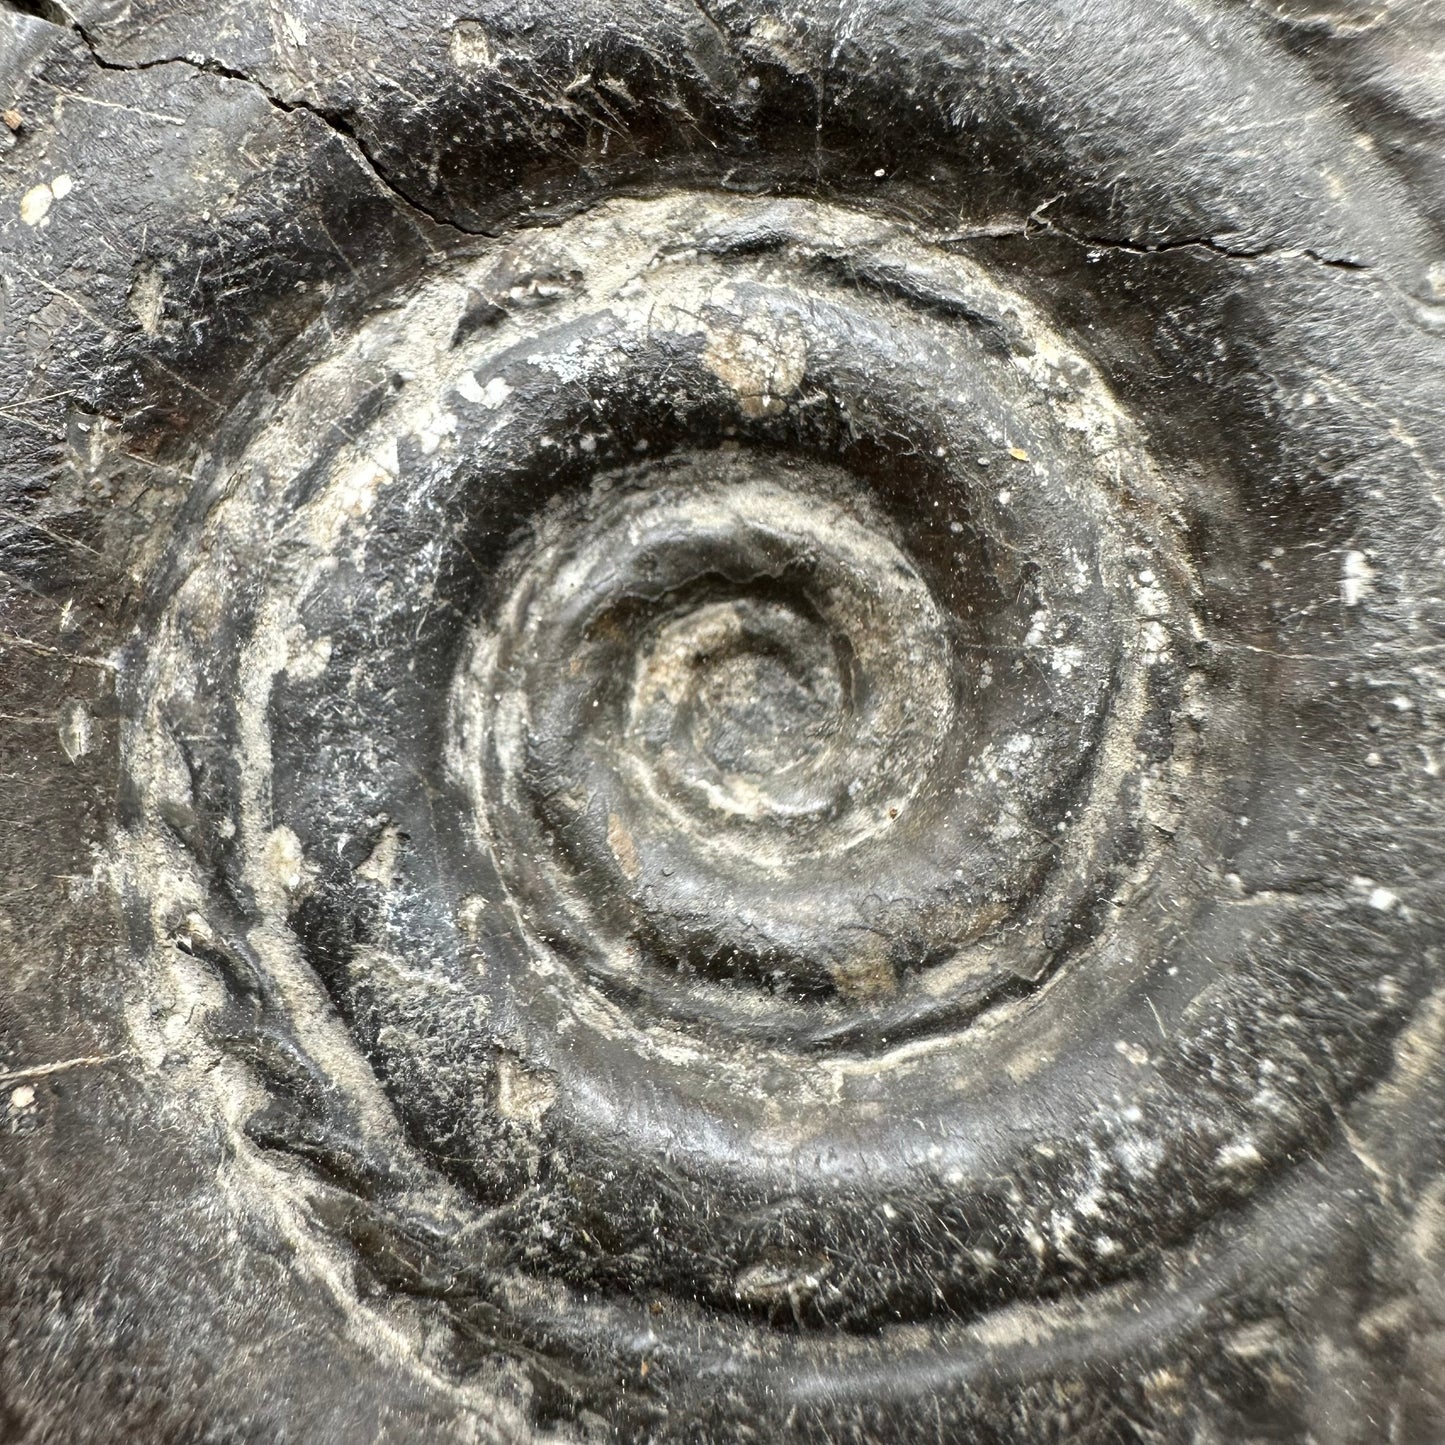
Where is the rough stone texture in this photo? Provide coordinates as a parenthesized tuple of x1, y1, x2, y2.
(1, 1, 1443, 1441)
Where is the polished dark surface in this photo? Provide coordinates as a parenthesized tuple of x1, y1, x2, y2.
(1, 1, 1443, 1440)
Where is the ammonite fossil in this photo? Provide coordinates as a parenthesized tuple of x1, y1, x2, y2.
(2, 1, 1443, 1441)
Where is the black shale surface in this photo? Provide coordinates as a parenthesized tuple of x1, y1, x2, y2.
(2, 2, 1443, 1440)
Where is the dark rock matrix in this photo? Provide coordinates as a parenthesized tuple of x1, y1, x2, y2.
(2, 1, 1443, 1440)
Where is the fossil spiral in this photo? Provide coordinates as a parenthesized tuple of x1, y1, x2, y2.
(2, 1, 1443, 1441)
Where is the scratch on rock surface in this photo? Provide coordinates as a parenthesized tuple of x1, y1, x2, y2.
(0, 1052, 135, 1087)
(1, 630, 117, 670)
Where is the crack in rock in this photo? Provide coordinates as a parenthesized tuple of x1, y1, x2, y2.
(6, 0, 488, 240)
(5, 0, 1383, 276)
